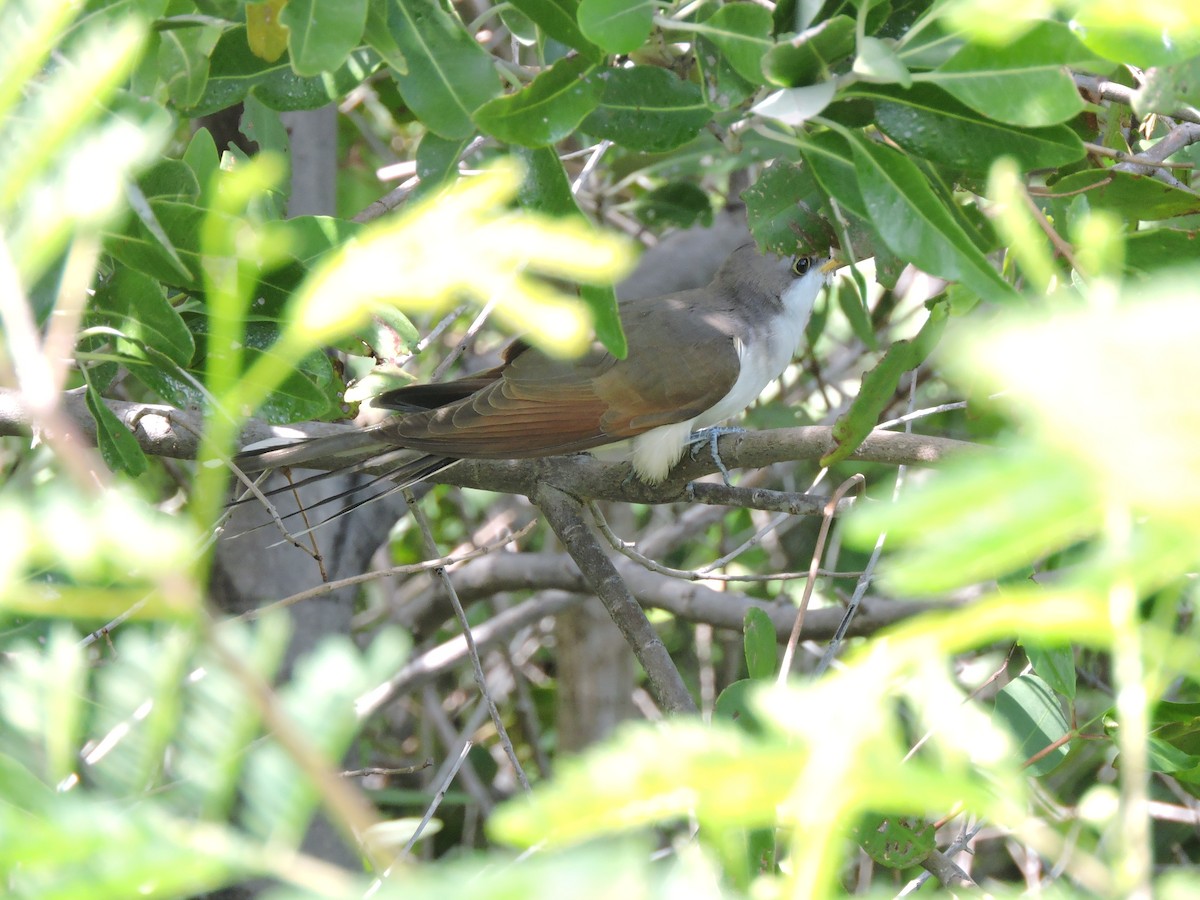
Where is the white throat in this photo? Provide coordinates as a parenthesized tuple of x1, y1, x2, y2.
(629, 270, 824, 482)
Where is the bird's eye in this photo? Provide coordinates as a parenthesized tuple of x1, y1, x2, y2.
(791, 256, 812, 276)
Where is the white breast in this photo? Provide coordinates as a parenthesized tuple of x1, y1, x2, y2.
(629, 272, 823, 482)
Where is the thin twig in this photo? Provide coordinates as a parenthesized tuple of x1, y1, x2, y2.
(235, 520, 536, 621)
(778, 474, 866, 682)
(403, 487, 532, 792)
(589, 500, 862, 583)
(404, 739, 472, 859)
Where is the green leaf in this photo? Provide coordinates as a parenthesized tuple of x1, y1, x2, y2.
(924, 20, 1102, 127)
(507, 0, 602, 61)
(847, 132, 1017, 303)
(696, 33, 757, 109)
(412, 131, 468, 200)
(1072, 4, 1200, 68)
(1125, 229, 1200, 274)
(823, 300, 947, 467)
(516, 147, 625, 356)
(282, 0, 368, 76)
(85, 384, 148, 477)
(246, 0, 290, 62)
(91, 267, 195, 367)
(475, 56, 602, 148)
(742, 160, 833, 257)
(631, 182, 713, 229)
(743, 608, 777, 681)
(993, 673, 1069, 776)
(798, 131, 866, 220)
(105, 159, 203, 288)
(581, 66, 711, 152)
(751, 80, 837, 125)
(858, 83, 1085, 174)
(1146, 736, 1200, 775)
(577, 0, 654, 54)
(854, 814, 935, 869)
(184, 26, 380, 115)
(182, 127, 220, 202)
(762, 14, 855, 87)
(1050, 170, 1200, 220)
(853, 36, 911, 87)
(239, 93, 291, 158)
(713, 680, 767, 732)
(364, 0, 407, 73)
(384, 0, 499, 139)
(1021, 643, 1077, 702)
(834, 277, 876, 349)
(157, 21, 219, 107)
(699, 3, 773, 84)
(845, 447, 1103, 595)
(1134, 56, 1200, 117)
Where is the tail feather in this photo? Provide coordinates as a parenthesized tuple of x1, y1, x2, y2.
(235, 428, 390, 473)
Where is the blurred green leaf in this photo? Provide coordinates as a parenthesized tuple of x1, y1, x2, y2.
(246, 0, 290, 62)
(846, 446, 1103, 595)
(515, 147, 626, 355)
(90, 267, 195, 373)
(281, 0, 367, 76)
(577, 0, 654, 54)
(183, 25, 380, 115)
(631, 182, 713, 230)
(741, 160, 831, 256)
(508, 0, 602, 60)
(475, 56, 602, 147)
(381, 0, 499, 139)
(763, 14, 855, 87)
(953, 279, 1200, 520)
(1072, 3, 1200, 68)
(854, 814, 935, 868)
(157, 19, 220, 107)
(859, 83, 1085, 174)
(699, 3, 773, 84)
(823, 300, 947, 466)
(925, 21, 1102, 127)
(582, 66, 712, 153)
(848, 132, 1018, 303)
(1022, 642, 1077, 702)
(993, 673, 1069, 775)
(743, 608, 777, 681)
(1050, 169, 1200, 220)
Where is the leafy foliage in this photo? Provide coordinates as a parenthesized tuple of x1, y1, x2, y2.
(3, 0, 1200, 896)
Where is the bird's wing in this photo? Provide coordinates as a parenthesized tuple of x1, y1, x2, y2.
(371, 292, 743, 459)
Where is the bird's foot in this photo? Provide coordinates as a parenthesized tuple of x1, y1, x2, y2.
(687, 426, 746, 485)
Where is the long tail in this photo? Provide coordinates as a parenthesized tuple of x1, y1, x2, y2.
(235, 427, 391, 473)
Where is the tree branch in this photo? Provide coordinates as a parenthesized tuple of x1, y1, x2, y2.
(364, 551, 945, 706)
(534, 484, 697, 714)
(0, 388, 979, 509)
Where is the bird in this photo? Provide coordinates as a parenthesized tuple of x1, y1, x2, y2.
(235, 242, 832, 507)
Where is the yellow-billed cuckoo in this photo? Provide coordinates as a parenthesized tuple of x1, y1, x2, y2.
(238, 243, 831, 491)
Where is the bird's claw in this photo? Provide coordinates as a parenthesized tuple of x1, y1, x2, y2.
(687, 426, 746, 485)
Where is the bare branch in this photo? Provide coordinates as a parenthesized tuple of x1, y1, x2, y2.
(0, 388, 977, 507)
(360, 552, 947, 706)
(534, 483, 698, 714)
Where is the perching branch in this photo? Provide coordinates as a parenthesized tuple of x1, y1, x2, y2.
(0, 388, 979, 510)
(534, 483, 698, 714)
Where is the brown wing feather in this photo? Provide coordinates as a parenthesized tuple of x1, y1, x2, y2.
(367, 290, 742, 458)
